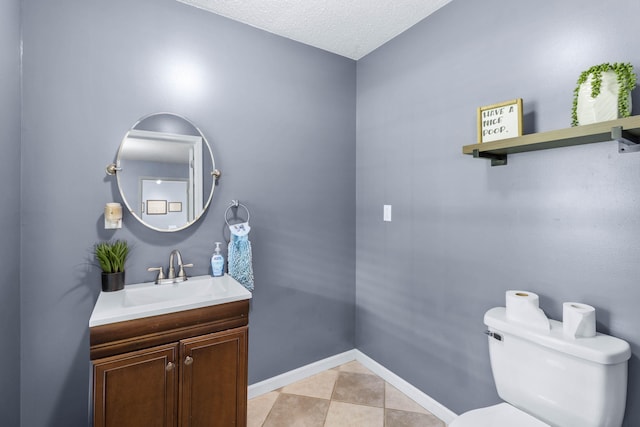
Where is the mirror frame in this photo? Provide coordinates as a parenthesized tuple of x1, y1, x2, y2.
(114, 112, 217, 232)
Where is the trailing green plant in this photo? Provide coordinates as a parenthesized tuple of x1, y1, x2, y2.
(571, 62, 637, 126)
(94, 240, 129, 273)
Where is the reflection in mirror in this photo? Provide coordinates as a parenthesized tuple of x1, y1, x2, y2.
(115, 113, 216, 232)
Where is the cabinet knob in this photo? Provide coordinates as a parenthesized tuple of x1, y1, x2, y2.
(166, 362, 175, 372)
(184, 356, 194, 366)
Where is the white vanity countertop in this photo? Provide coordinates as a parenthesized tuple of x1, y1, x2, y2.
(89, 274, 252, 327)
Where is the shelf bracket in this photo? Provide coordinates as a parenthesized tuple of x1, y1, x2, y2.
(473, 149, 507, 166)
(612, 126, 640, 153)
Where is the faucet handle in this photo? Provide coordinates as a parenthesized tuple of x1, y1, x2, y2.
(147, 267, 166, 284)
(177, 263, 194, 280)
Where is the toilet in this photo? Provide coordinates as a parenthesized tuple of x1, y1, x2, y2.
(450, 306, 631, 427)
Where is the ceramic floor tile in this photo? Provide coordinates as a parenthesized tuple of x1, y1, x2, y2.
(331, 371, 384, 407)
(337, 360, 375, 376)
(384, 383, 430, 415)
(324, 401, 384, 427)
(385, 408, 446, 427)
(248, 391, 280, 427)
(281, 369, 339, 400)
(249, 362, 447, 427)
(262, 393, 330, 427)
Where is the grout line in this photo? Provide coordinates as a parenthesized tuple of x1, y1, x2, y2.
(259, 392, 279, 427)
(321, 367, 341, 426)
(383, 377, 387, 427)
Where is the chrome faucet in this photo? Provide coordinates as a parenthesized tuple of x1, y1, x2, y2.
(147, 249, 193, 284)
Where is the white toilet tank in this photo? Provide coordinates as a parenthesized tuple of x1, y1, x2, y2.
(485, 307, 631, 427)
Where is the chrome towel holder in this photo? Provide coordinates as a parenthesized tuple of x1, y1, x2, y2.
(224, 200, 250, 226)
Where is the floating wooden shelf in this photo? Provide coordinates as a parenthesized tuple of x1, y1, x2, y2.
(463, 116, 640, 166)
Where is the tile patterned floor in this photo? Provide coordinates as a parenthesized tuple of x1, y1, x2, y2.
(248, 361, 446, 427)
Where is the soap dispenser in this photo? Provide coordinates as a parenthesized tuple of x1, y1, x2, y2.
(211, 242, 225, 277)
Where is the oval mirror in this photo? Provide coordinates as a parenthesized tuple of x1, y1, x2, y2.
(114, 113, 217, 232)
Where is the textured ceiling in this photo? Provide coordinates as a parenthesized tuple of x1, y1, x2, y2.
(176, 0, 452, 60)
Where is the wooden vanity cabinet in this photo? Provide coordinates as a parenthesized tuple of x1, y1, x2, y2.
(180, 329, 247, 426)
(93, 344, 178, 427)
(90, 300, 249, 427)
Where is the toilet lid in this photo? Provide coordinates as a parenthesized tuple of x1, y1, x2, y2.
(449, 403, 549, 427)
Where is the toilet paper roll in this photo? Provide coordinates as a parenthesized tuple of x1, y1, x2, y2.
(505, 290, 550, 331)
(563, 302, 596, 339)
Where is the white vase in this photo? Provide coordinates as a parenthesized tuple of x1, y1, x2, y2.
(576, 70, 632, 125)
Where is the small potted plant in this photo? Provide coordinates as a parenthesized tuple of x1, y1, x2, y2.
(572, 62, 636, 126)
(95, 239, 129, 292)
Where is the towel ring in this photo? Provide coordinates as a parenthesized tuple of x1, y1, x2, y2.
(225, 200, 250, 226)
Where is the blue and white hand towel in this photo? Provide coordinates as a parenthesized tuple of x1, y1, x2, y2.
(228, 222, 254, 292)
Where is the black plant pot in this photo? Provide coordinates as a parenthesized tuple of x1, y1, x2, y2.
(101, 271, 125, 292)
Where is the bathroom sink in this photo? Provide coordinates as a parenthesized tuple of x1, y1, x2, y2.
(123, 277, 220, 307)
(89, 274, 252, 327)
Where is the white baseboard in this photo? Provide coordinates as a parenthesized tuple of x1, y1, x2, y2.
(247, 350, 357, 399)
(247, 348, 457, 424)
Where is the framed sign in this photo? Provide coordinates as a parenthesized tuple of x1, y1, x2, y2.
(168, 202, 183, 212)
(477, 99, 523, 143)
(146, 200, 167, 215)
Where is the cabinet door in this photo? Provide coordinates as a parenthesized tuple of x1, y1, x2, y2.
(94, 343, 178, 427)
(179, 327, 248, 427)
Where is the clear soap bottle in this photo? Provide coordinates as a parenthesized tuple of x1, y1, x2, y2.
(211, 242, 225, 277)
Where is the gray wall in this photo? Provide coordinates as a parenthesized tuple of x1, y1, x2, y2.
(14, 0, 640, 425)
(0, 0, 21, 425)
(20, 0, 355, 425)
(356, 0, 640, 425)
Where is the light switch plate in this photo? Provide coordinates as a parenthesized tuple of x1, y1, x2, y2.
(383, 205, 392, 222)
